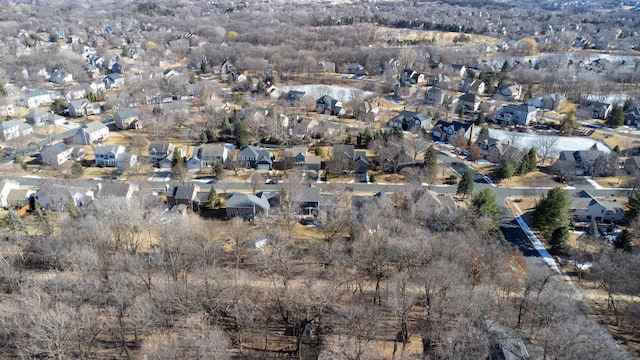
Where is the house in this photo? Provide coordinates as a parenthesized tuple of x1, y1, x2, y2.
(89, 81, 106, 93)
(388, 111, 432, 131)
(333, 144, 368, 182)
(580, 100, 613, 119)
(458, 93, 481, 112)
(0, 120, 33, 141)
(95, 182, 136, 200)
(401, 69, 426, 84)
(74, 120, 108, 145)
(527, 93, 564, 111)
(0, 101, 15, 117)
(316, 61, 336, 73)
(555, 149, 605, 176)
(316, 95, 345, 116)
(114, 109, 140, 130)
(282, 90, 306, 105)
(0, 179, 20, 209)
(432, 120, 477, 144)
(354, 154, 369, 183)
(237, 145, 273, 170)
(497, 84, 522, 101)
(299, 184, 321, 215)
(26, 109, 51, 126)
(187, 144, 228, 169)
(346, 63, 366, 76)
(429, 74, 451, 87)
(425, 87, 457, 107)
(49, 70, 73, 84)
(449, 64, 467, 77)
(283, 147, 321, 171)
(6, 188, 34, 209)
(94, 144, 137, 169)
(475, 136, 522, 163)
(393, 81, 417, 99)
(225, 193, 271, 220)
(166, 184, 202, 210)
(18, 89, 51, 109)
(111, 62, 123, 74)
(68, 100, 101, 117)
(34, 184, 94, 211)
(624, 107, 640, 127)
(64, 85, 86, 100)
(624, 156, 640, 175)
(292, 117, 320, 139)
(41, 142, 75, 166)
(354, 100, 379, 122)
(459, 79, 485, 95)
(148, 142, 175, 165)
(102, 73, 124, 89)
(570, 190, 624, 223)
(495, 104, 538, 126)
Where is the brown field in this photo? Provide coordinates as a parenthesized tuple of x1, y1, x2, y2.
(376, 27, 500, 46)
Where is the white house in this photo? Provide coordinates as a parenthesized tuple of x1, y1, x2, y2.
(187, 144, 228, 169)
(94, 144, 137, 169)
(17, 89, 52, 109)
(0, 179, 20, 209)
(41, 142, 75, 166)
(102, 74, 124, 89)
(0, 102, 15, 117)
(34, 184, 94, 211)
(0, 120, 33, 141)
(75, 120, 109, 145)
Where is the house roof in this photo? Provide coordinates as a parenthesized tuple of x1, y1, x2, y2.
(96, 183, 133, 198)
(571, 190, 623, 212)
(25, 89, 50, 98)
(391, 110, 430, 124)
(82, 120, 107, 134)
(434, 120, 472, 133)
(226, 193, 270, 212)
(94, 144, 124, 156)
(333, 144, 355, 160)
(41, 142, 71, 155)
(200, 144, 226, 159)
(625, 156, 640, 167)
(301, 184, 321, 203)
(26, 109, 48, 119)
(0, 120, 27, 131)
(149, 142, 174, 153)
(115, 108, 137, 119)
(459, 92, 479, 103)
(6, 188, 30, 204)
(169, 184, 200, 201)
(238, 145, 271, 160)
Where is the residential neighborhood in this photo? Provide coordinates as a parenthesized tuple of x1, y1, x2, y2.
(0, 0, 639, 358)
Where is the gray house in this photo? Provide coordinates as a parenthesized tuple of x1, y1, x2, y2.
(495, 104, 538, 126)
(316, 95, 345, 116)
(237, 145, 273, 170)
(388, 111, 432, 131)
(114, 108, 140, 130)
(570, 190, 624, 224)
(226, 193, 271, 220)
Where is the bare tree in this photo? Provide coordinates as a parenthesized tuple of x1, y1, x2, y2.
(535, 135, 560, 165)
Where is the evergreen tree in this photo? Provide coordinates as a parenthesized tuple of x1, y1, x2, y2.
(423, 145, 438, 167)
(623, 98, 634, 111)
(625, 190, 640, 223)
(526, 148, 537, 172)
(614, 229, 633, 252)
(560, 109, 576, 134)
(534, 187, 570, 238)
(71, 162, 84, 178)
(34, 209, 52, 236)
(472, 188, 501, 223)
(51, 98, 67, 115)
(200, 131, 208, 144)
(207, 186, 220, 209)
(3, 210, 26, 233)
(497, 162, 515, 180)
(606, 104, 624, 127)
(456, 170, 474, 198)
(479, 125, 489, 137)
(549, 226, 569, 255)
(234, 121, 248, 148)
(66, 199, 80, 219)
(476, 112, 486, 125)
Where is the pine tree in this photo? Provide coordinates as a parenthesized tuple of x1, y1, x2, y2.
(423, 145, 438, 168)
(456, 170, 474, 198)
(625, 190, 640, 223)
(497, 162, 515, 180)
(606, 104, 624, 127)
(623, 98, 634, 111)
(534, 187, 570, 238)
(614, 229, 633, 252)
(207, 186, 220, 208)
(526, 148, 537, 172)
(476, 112, 486, 125)
(549, 226, 569, 255)
(4, 210, 26, 233)
(472, 188, 501, 223)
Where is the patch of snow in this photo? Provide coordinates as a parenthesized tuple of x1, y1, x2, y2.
(585, 178, 604, 189)
(488, 129, 610, 158)
(280, 84, 374, 102)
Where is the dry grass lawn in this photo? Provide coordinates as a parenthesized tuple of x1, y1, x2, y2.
(498, 170, 557, 188)
(591, 130, 640, 152)
(377, 27, 500, 46)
